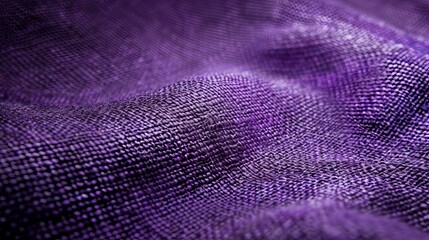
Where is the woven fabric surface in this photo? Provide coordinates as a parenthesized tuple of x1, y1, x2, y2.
(1, 0, 428, 239)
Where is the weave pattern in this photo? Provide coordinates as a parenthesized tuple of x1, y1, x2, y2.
(1, 0, 428, 239)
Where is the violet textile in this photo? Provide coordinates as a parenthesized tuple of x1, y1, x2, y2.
(1, 0, 429, 239)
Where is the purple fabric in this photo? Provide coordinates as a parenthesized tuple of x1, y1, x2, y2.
(1, 0, 428, 239)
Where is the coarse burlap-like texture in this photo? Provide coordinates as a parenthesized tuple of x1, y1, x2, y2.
(1, 0, 428, 239)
